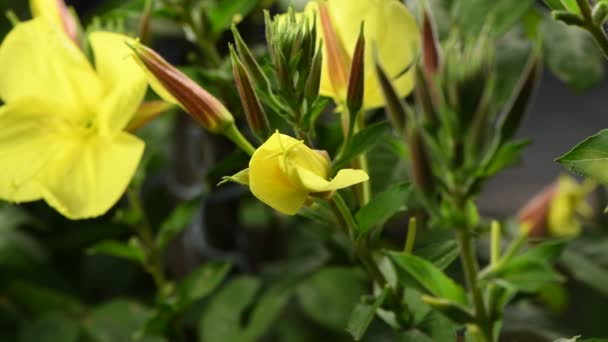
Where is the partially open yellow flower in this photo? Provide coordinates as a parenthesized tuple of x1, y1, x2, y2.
(0, 18, 147, 219)
(29, 0, 78, 43)
(307, 0, 419, 109)
(246, 132, 368, 215)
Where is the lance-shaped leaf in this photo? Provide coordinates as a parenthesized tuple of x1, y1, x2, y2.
(497, 48, 542, 142)
(230, 45, 271, 142)
(557, 129, 608, 183)
(347, 23, 365, 116)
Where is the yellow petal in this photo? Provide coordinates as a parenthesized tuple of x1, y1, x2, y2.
(29, 0, 63, 27)
(0, 18, 101, 119)
(89, 31, 148, 136)
(249, 133, 308, 215)
(0, 99, 67, 202)
(314, 0, 419, 109)
(36, 133, 144, 219)
(293, 166, 369, 193)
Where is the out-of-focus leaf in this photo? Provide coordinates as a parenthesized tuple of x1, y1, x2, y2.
(199, 276, 291, 342)
(388, 252, 468, 305)
(484, 256, 564, 292)
(346, 287, 389, 341)
(0, 204, 33, 231)
(543, 0, 566, 10)
(561, 249, 608, 297)
(543, 17, 604, 90)
(560, 0, 581, 15)
(0, 230, 48, 272)
(456, 0, 535, 38)
(296, 267, 367, 331)
(85, 300, 163, 342)
(155, 198, 201, 250)
(19, 312, 79, 342)
(4, 280, 84, 318)
(413, 240, 459, 270)
(176, 261, 232, 310)
(482, 140, 530, 178)
(207, 0, 258, 37)
(332, 122, 392, 172)
(355, 183, 411, 234)
(520, 239, 568, 263)
(557, 129, 608, 184)
(86, 239, 146, 264)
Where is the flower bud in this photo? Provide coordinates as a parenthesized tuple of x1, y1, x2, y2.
(421, 7, 440, 81)
(130, 43, 234, 134)
(593, 1, 608, 25)
(318, 1, 350, 100)
(346, 23, 365, 117)
(230, 45, 271, 142)
(407, 124, 434, 197)
(375, 59, 407, 134)
(30, 0, 79, 44)
(231, 24, 273, 97)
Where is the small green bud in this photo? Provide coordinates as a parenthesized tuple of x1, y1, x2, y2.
(593, 1, 608, 25)
(305, 41, 323, 105)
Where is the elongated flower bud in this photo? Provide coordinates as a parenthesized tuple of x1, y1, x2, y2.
(407, 124, 433, 197)
(421, 7, 440, 81)
(230, 45, 271, 142)
(30, 0, 78, 43)
(131, 43, 234, 134)
(375, 60, 407, 134)
(347, 23, 365, 116)
(318, 2, 350, 99)
(231, 24, 273, 96)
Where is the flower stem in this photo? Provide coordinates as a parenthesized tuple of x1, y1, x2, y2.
(127, 188, 166, 290)
(576, 0, 608, 59)
(224, 123, 256, 156)
(404, 217, 417, 254)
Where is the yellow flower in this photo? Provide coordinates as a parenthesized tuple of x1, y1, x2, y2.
(0, 18, 147, 219)
(29, 0, 78, 42)
(307, 0, 420, 109)
(547, 176, 594, 237)
(247, 132, 369, 215)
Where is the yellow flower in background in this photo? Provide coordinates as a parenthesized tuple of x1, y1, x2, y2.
(246, 132, 369, 215)
(307, 0, 420, 109)
(547, 176, 594, 237)
(0, 17, 147, 219)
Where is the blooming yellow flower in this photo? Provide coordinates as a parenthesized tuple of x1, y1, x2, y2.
(29, 0, 78, 42)
(246, 132, 369, 215)
(0, 17, 147, 219)
(307, 0, 420, 109)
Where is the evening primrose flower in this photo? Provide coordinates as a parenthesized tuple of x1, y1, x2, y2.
(308, 0, 420, 109)
(0, 18, 147, 219)
(225, 132, 369, 215)
(518, 176, 594, 238)
(29, 0, 78, 43)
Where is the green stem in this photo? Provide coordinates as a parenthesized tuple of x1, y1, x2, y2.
(224, 123, 256, 156)
(331, 192, 387, 287)
(354, 113, 371, 206)
(127, 189, 166, 290)
(490, 221, 501, 266)
(458, 229, 492, 341)
(577, 0, 608, 59)
(404, 217, 417, 254)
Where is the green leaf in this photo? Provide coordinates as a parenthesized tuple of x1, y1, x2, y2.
(346, 287, 389, 341)
(199, 276, 292, 342)
(0, 204, 33, 231)
(457, 0, 535, 38)
(4, 280, 84, 318)
(85, 300, 163, 342)
(560, 0, 581, 15)
(156, 199, 201, 250)
(420, 295, 474, 325)
(485, 256, 564, 292)
(520, 239, 568, 263)
(414, 240, 460, 270)
(207, 0, 258, 37)
(19, 312, 79, 342)
(296, 267, 367, 331)
(355, 183, 411, 234)
(482, 140, 530, 178)
(177, 261, 232, 310)
(333, 122, 392, 172)
(543, 17, 604, 90)
(561, 249, 608, 297)
(199, 276, 261, 342)
(543, 0, 566, 10)
(557, 129, 608, 183)
(87, 239, 146, 264)
(0, 229, 48, 272)
(388, 252, 468, 305)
